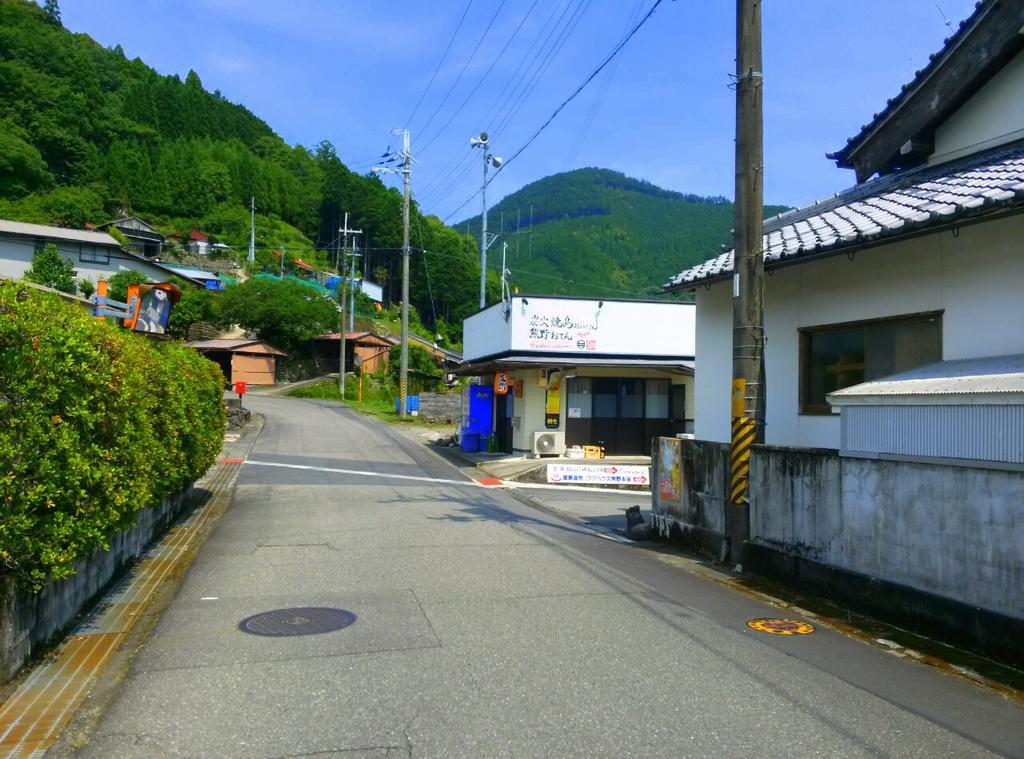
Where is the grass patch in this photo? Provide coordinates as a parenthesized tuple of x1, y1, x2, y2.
(288, 378, 455, 430)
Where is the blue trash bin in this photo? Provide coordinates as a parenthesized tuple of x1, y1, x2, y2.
(461, 430, 480, 453)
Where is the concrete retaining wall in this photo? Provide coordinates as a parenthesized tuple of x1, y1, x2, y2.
(651, 438, 730, 560)
(749, 447, 1024, 621)
(419, 392, 462, 424)
(0, 487, 194, 683)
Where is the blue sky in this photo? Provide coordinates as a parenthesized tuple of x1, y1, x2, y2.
(63, 1, 978, 222)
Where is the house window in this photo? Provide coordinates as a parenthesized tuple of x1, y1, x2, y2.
(80, 245, 110, 265)
(800, 312, 942, 413)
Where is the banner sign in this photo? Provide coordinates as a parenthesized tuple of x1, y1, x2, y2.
(545, 371, 561, 429)
(658, 437, 683, 502)
(547, 464, 650, 486)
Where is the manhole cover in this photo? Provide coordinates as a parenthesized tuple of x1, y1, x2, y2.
(746, 618, 815, 635)
(238, 607, 357, 637)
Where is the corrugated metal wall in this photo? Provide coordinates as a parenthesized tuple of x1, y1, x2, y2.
(841, 405, 1024, 464)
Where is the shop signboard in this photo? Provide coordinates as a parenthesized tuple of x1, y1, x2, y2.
(546, 463, 650, 486)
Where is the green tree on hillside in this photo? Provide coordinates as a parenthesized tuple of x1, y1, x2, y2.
(43, 0, 59, 24)
(106, 268, 148, 303)
(218, 278, 338, 354)
(24, 243, 74, 293)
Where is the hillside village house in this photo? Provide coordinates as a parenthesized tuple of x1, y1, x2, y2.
(95, 216, 165, 258)
(659, 0, 1024, 660)
(459, 295, 695, 456)
(0, 219, 200, 289)
(665, 1, 1024, 458)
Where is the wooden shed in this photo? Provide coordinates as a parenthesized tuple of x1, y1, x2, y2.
(189, 339, 287, 386)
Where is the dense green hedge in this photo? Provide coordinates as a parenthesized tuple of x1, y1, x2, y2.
(0, 281, 226, 589)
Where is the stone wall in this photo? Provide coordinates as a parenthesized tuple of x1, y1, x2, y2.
(419, 392, 462, 424)
(0, 487, 194, 683)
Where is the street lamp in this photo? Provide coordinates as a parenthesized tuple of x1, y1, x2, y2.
(471, 132, 502, 311)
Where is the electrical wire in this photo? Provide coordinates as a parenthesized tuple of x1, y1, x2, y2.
(414, 0, 577, 202)
(415, 0, 509, 141)
(424, 0, 592, 214)
(417, 0, 540, 156)
(562, 0, 644, 170)
(405, 0, 474, 130)
(442, 0, 666, 223)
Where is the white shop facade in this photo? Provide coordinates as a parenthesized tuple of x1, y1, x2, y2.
(459, 295, 696, 456)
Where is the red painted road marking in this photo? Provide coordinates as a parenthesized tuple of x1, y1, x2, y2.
(219, 458, 244, 464)
(477, 477, 504, 487)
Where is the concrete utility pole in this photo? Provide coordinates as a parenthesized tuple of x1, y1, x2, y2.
(729, 0, 766, 568)
(373, 129, 413, 417)
(349, 237, 360, 332)
(248, 197, 255, 264)
(338, 212, 362, 397)
(470, 132, 503, 310)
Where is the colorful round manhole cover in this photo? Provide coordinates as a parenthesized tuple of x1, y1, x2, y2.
(746, 618, 815, 635)
(239, 607, 357, 637)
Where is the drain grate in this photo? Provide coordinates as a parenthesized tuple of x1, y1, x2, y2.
(238, 607, 357, 637)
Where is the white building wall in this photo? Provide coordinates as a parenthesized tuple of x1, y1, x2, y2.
(694, 214, 1024, 448)
(931, 50, 1024, 165)
(0, 235, 178, 287)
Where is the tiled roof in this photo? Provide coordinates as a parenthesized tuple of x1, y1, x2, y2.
(663, 140, 1024, 290)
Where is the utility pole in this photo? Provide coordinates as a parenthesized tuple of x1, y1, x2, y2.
(470, 132, 503, 310)
(248, 197, 255, 265)
(337, 212, 362, 397)
(349, 236, 360, 332)
(373, 129, 413, 417)
(729, 0, 765, 569)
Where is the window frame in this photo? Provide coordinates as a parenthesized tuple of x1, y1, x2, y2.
(79, 243, 110, 265)
(798, 310, 943, 415)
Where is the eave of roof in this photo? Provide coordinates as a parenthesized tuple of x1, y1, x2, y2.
(827, 0, 1024, 181)
(663, 140, 1024, 292)
(455, 353, 694, 377)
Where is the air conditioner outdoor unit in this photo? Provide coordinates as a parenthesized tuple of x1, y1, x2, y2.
(532, 430, 566, 456)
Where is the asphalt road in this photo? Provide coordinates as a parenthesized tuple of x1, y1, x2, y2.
(70, 395, 1024, 758)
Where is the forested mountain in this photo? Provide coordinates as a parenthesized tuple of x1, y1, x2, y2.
(0, 0, 488, 340)
(456, 168, 789, 298)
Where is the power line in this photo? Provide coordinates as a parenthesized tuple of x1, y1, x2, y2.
(415, 0, 509, 141)
(417, 0, 540, 156)
(405, 0, 474, 130)
(415, 0, 579, 202)
(443, 0, 666, 223)
(427, 0, 591, 215)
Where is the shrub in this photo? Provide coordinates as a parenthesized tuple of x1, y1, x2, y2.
(0, 281, 226, 589)
(24, 242, 75, 293)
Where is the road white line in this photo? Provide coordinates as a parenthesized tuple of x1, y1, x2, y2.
(244, 459, 649, 497)
(244, 459, 487, 488)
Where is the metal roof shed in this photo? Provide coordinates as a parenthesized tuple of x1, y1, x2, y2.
(828, 354, 1024, 468)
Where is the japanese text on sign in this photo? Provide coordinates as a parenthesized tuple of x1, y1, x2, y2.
(546, 464, 649, 486)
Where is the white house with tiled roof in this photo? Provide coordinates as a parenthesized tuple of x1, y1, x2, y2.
(665, 0, 1024, 453)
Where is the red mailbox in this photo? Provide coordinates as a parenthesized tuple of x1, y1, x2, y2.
(234, 381, 246, 397)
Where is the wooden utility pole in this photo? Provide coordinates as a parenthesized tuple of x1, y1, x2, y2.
(338, 213, 362, 397)
(729, 0, 765, 568)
